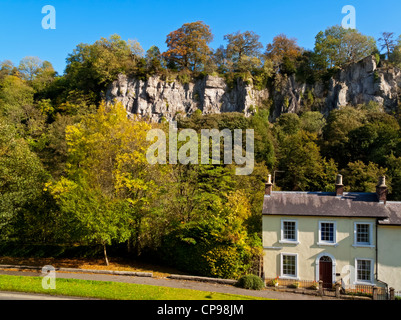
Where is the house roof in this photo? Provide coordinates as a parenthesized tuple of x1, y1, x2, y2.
(378, 202, 401, 226)
(262, 191, 401, 224)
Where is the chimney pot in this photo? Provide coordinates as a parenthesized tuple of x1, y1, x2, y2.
(265, 174, 273, 196)
(335, 174, 344, 197)
(376, 176, 387, 203)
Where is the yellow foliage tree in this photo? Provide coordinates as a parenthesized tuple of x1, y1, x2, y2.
(48, 101, 164, 264)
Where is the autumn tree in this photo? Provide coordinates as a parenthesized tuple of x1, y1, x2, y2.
(265, 34, 302, 72)
(48, 102, 162, 264)
(162, 21, 213, 72)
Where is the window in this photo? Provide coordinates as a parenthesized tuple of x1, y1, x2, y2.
(356, 259, 373, 283)
(354, 222, 374, 247)
(280, 220, 298, 243)
(280, 253, 298, 279)
(318, 221, 337, 246)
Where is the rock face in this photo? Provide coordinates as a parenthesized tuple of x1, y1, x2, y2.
(105, 56, 400, 121)
(106, 73, 269, 122)
(324, 56, 401, 113)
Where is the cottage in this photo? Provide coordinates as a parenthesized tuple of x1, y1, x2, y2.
(262, 174, 401, 293)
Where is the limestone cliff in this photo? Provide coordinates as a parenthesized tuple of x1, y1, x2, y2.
(105, 55, 401, 121)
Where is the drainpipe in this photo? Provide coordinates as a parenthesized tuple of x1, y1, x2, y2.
(376, 218, 389, 294)
(375, 218, 378, 280)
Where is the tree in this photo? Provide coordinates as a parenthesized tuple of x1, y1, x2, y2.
(276, 113, 301, 135)
(346, 112, 401, 166)
(18, 57, 56, 94)
(48, 102, 160, 264)
(276, 130, 338, 191)
(145, 46, 163, 73)
(385, 154, 401, 200)
(224, 31, 263, 72)
(314, 25, 377, 69)
(213, 45, 230, 73)
(65, 34, 143, 103)
(0, 60, 18, 81)
(340, 161, 388, 193)
(378, 32, 396, 60)
(0, 75, 34, 123)
(162, 21, 213, 72)
(321, 106, 367, 167)
(265, 34, 302, 71)
(0, 118, 48, 240)
(390, 35, 401, 67)
(299, 111, 326, 135)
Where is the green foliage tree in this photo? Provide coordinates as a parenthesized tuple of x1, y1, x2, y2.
(65, 34, 144, 104)
(0, 75, 34, 123)
(299, 111, 326, 135)
(390, 35, 401, 67)
(322, 106, 367, 167)
(314, 25, 377, 69)
(223, 31, 263, 72)
(340, 161, 388, 193)
(145, 46, 163, 74)
(0, 119, 48, 240)
(276, 130, 338, 191)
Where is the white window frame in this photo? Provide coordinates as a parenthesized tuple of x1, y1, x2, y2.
(354, 258, 374, 285)
(353, 222, 375, 248)
(280, 252, 299, 280)
(280, 219, 299, 244)
(317, 220, 338, 246)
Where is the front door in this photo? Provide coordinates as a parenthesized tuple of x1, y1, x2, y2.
(319, 256, 333, 289)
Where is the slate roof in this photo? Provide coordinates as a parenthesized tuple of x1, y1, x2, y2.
(262, 191, 401, 225)
(378, 202, 401, 226)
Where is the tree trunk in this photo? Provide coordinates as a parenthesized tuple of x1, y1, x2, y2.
(103, 243, 109, 266)
(127, 238, 131, 253)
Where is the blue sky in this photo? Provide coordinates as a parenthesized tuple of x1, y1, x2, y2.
(1, 0, 400, 74)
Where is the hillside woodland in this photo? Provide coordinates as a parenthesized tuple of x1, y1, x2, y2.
(1, 22, 401, 278)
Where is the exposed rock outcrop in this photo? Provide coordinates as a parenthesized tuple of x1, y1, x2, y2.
(324, 55, 401, 113)
(106, 73, 269, 122)
(105, 55, 400, 122)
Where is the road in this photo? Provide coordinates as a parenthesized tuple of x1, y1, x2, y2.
(0, 291, 83, 300)
(0, 269, 337, 300)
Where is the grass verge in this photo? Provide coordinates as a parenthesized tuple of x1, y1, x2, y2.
(0, 275, 269, 300)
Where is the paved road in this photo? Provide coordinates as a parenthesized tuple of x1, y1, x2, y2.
(0, 291, 84, 300)
(0, 269, 337, 300)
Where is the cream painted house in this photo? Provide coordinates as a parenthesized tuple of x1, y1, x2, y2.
(262, 175, 401, 293)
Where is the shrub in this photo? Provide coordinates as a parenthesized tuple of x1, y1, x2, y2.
(288, 282, 300, 289)
(235, 274, 264, 290)
(266, 277, 278, 287)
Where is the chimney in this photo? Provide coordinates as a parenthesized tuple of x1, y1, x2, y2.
(265, 174, 273, 196)
(376, 176, 387, 203)
(335, 174, 344, 197)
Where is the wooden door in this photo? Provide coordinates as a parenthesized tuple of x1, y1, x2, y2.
(319, 256, 332, 289)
